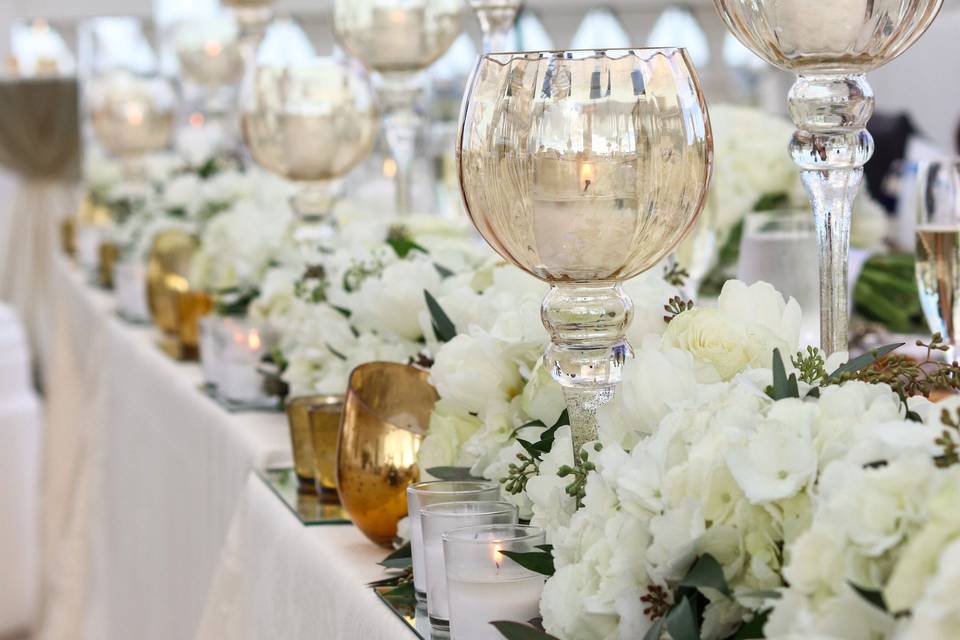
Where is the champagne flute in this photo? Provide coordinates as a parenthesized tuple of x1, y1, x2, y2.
(916, 160, 960, 362)
(457, 48, 713, 454)
(713, 0, 943, 355)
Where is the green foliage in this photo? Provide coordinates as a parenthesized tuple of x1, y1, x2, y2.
(766, 349, 800, 400)
(854, 253, 925, 333)
(379, 542, 412, 570)
(850, 583, 888, 612)
(295, 264, 329, 303)
(214, 286, 259, 317)
(425, 290, 457, 343)
(791, 346, 827, 384)
(557, 444, 601, 509)
(663, 261, 690, 288)
(679, 554, 732, 597)
(492, 621, 561, 640)
(498, 546, 555, 577)
(386, 225, 428, 259)
(425, 466, 485, 481)
(502, 411, 570, 495)
(935, 408, 960, 468)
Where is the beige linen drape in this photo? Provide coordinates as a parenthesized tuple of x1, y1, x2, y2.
(0, 76, 81, 375)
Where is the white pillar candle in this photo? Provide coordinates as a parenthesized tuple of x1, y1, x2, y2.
(218, 321, 267, 403)
(420, 501, 518, 633)
(76, 225, 103, 271)
(371, 6, 426, 65)
(407, 481, 501, 603)
(114, 260, 150, 322)
(444, 525, 548, 640)
(198, 315, 224, 387)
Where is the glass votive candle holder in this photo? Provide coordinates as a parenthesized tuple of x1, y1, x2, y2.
(113, 259, 150, 322)
(307, 396, 345, 496)
(444, 524, 547, 640)
(408, 481, 501, 604)
(219, 319, 267, 403)
(421, 501, 518, 634)
(198, 314, 226, 387)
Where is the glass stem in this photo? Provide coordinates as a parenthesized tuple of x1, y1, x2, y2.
(541, 282, 634, 458)
(788, 73, 875, 355)
(475, 6, 519, 53)
(377, 73, 425, 216)
(290, 180, 337, 246)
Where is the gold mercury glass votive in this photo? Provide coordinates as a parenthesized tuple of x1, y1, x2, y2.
(337, 362, 438, 547)
(98, 241, 119, 288)
(285, 396, 326, 494)
(307, 396, 345, 497)
(172, 290, 213, 361)
(146, 229, 199, 335)
(61, 217, 76, 257)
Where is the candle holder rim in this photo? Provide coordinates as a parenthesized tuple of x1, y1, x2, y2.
(420, 500, 517, 519)
(408, 479, 500, 496)
(285, 394, 345, 409)
(478, 46, 690, 65)
(346, 361, 436, 421)
(442, 523, 545, 544)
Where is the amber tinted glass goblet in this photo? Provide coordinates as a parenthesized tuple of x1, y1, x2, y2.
(714, 0, 943, 354)
(457, 48, 713, 453)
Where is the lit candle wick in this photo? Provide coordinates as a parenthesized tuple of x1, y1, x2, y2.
(124, 104, 145, 126)
(580, 162, 595, 193)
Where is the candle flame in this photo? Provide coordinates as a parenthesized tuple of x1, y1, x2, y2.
(389, 9, 407, 24)
(383, 158, 398, 178)
(491, 543, 503, 570)
(189, 112, 205, 128)
(124, 103, 145, 126)
(247, 330, 262, 351)
(203, 40, 223, 57)
(580, 162, 595, 193)
(31, 19, 49, 34)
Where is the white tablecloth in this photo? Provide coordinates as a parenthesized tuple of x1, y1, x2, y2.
(0, 303, 42, 636)
(197, 476, 414, 640)
(39, 256, 412, 640)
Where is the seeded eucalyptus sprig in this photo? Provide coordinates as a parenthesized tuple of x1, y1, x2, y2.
(557, 443, 601, 509)
(936, 408, 960, 468)
(663, 261, 690, 288)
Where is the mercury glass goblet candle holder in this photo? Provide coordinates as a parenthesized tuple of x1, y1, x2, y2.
(468, 0, 522, 53)
(457, 49, 713, 455)
(89, 69, 176, 175)
(334, 0, 465, 215)
(714, 0, 943, 354)
(220, 0, 276, 55)
(175, 16, 245, 119)
(242, 58, 379, 241)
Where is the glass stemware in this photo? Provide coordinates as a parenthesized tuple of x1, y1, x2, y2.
(468, 0, 522, 53)
(334, 0, 464, 216)
(241, 58, 379, 241)
(713, 0, 943, 354)
(915, 160, 960, 362)
(457, 48, 713, 455)
(89, 69, 177, 176)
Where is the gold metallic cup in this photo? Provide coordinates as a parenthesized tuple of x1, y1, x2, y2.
(146, 229, 198, 334)
(286, 396, 322, 493)
(308, 396, 344, 496)
(337, 362, 438, 547)
(61, 217, 76, 257)
(173, 290, 213, 361)
(98, 241, 119, 288)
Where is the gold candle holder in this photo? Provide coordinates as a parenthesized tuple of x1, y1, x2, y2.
(307, 396, 344, 497)
(337, 362, 437, 547)
(171, 290, 213, 361)
(98, 241, 119, 288)
(286, 396, 322, 493)
(61, 217, 76, 257)
(146, 229, 199, 335)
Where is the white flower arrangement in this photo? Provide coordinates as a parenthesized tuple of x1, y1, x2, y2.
(417, 273, 960, 640)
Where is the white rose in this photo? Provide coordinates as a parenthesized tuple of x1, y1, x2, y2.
(429, 331, 523, 417)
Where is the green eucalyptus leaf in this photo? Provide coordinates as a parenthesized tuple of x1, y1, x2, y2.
(767, 349, 800, 400)
(679, 554, 732, 597)
(642, 617, 665, 640)
(498, 549, 555, 577)
(849, 582, 888, 612)
(828, 343, 903, 380)
(425, 290, 457, 343)
(426, 466, 484, 481)
(491, 621, 561, 640)
(664, 597, 699, 640)
(434, 263, 455, 279)
(379, 542, 411, 569)
(733, 609, 771, 639)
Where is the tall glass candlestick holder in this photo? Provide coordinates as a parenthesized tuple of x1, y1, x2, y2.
(468, 0, 522, 53)
(334, 0, 464, 216)
(457, 49, 712, 456)
(241, 58, 378, 242)
(713, 0, 943, 354)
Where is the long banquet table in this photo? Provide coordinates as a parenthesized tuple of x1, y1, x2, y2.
(39, 255, 411, 640)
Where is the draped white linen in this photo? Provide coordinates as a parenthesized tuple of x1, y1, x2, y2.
(0, 304, 42, 636)
(0, 77, 81, 374)
(38, 256, 293, 640)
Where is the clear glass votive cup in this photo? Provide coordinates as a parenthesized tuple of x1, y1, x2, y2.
(421, 501, 518, 634)
(444, 524, 547, 640)
(407, 481, 501, 604)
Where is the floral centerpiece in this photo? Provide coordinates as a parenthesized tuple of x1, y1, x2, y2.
(415, 268, 960, 640)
